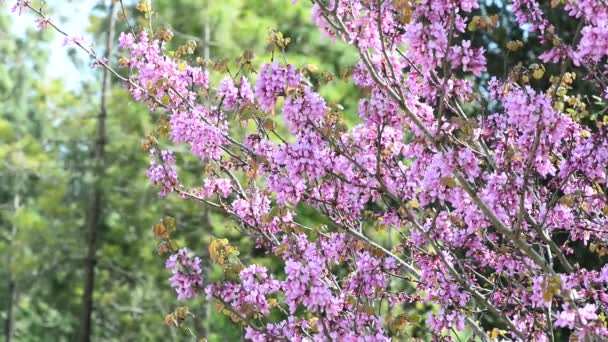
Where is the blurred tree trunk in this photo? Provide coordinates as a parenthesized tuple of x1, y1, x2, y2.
(4, 194, 19, 342)
(203, 1, 210, 60)
(4, 278, 15, 342)
(79, 2, 116, 342)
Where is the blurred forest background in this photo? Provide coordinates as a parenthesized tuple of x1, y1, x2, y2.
(0, 0, 601, 341)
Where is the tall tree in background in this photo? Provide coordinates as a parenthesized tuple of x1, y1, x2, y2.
(79, 2, 116, 341)
(0, 7, 79, 341)
(2, 10, 43, 342)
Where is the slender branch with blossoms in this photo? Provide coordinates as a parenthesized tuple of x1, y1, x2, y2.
(9, 0, 608, 340)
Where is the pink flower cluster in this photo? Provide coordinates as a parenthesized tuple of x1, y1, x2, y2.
(206, 265, 280, 316)
(146, 150, 178, 197)
(115, 2, 608, 340)
(165, 248, 204, 300)
(254, 62, 300, 111)
(217, 77, 254, 111)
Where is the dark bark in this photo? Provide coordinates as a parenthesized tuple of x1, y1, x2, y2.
(5, 194, 20, 342)
(4, 273, 15, 342)
(79, 3, 116, 342)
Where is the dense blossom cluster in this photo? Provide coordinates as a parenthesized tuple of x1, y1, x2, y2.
(206, 264, 281, 317)
(165, 248, 204, 300)
(255, 62, 300, 111)
(146, 149, 178, 197)
(12, 0, 608, 340)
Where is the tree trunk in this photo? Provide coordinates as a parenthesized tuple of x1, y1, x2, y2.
(79, 3, 116, 342)
(4, 278, 15, 342)
(4, 194, 19, 342)
(203, 1, 210, 60)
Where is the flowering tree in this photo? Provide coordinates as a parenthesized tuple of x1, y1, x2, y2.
(9, 0, 608, 340)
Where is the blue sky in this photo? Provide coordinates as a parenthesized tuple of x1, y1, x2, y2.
(12, 1, 98, 90)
